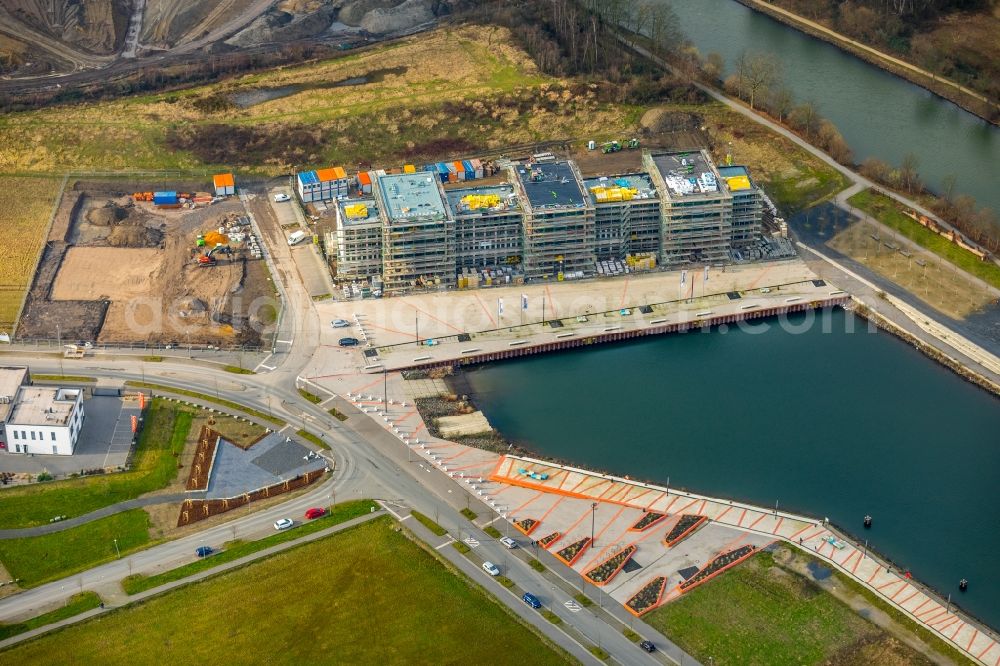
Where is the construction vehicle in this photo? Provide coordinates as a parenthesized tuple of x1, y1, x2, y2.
(196, 245, 231, 267)
(626, 138, 640, 149)
(63, 344, 87, 358)
(601, 141, 622, 154)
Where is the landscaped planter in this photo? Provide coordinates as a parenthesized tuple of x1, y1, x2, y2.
(677, 544, 757, 593)
(664, 514, 707, 547)
(554, 537, 592, 566)
(625, 576, 668, 616)
(538, 531, 561, 548)
(514, 518, 539, 535)
(629, 511, 666, 531)
(584, 545, 636, 585)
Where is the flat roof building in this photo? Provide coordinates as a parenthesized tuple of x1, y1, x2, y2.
(376, 172, 455, 293)
(584, 173, 660, 261)
(717, 165, 763, 248)
(335, 199, 383, 280)
(446, 184, 523, 271)
(645, 150, 734, 266)
(297, 166, 352, 203)
(511, 161, 595, 280)
(0, 366, 29, 426)
(2, 378, 85, 456)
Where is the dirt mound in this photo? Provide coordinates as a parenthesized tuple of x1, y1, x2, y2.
(179, 297, 207, 313)
(87, 203, 130, 226)
(640, 108, 698, 135)
(107, 223, 164, 248)
(359, 0, 434, 34)
(339, 0, 399, 26)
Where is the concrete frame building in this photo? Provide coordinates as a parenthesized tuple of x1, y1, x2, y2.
(583, 173, 660, 261)
(446, 184, 523, 270)
(717, 165, 763, 248)
(375, 172, 455, 293)
(510, 161, 595, 280)
(645, 150, 734, 266)
(0, 367, 85, 456)
(334, 198, 383, 280)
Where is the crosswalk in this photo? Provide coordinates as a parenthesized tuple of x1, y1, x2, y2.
(563, 600, 582, 613)
(463, 537, 480, 549)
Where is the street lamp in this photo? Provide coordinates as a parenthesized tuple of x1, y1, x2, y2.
(590, 502, 598, 547)
(113, 538, 120, 559)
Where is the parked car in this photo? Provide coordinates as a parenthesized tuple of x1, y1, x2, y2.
(273, 518, 294, 530)
(499, 537, 518, 549)
(639, 640, 656, 653)
(195, 546, 214, 558)
(338, 337, 360, 347)
(273, 193, 291, 202)
(304, 507, 326, 520)
(331, 319, 350, 328)
(482, 561, 500, 576)
(522, 592, 541, 609)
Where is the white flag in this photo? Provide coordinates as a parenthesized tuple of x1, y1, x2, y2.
(521, 294, 528, 310)
(681, 270, 687, 285)
(498, 298, 504, 317)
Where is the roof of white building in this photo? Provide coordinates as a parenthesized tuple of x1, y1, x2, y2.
(0, 366, 29, 423)
(7, 387, 80, 427)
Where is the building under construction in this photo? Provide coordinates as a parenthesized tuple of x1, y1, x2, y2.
(327, 149, 766, 293)
(510, 161, 595, 280)
(446, 184, 523, 271)
(376, 172, 455, 293)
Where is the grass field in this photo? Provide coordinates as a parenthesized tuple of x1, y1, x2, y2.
(0, 398, 192, 529)
(1, 517, 571, 664)
(0, 176, 64, 331)
(848, 189, 1000, 290)
(0, 592, 102, 641)
(121, 500, 376, 595)
(0, 510, 152, 588)
(645, 550, 935, 666)
(125, 382, 286, 426)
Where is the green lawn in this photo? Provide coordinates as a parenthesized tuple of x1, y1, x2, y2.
(294, 429, 330, 451)
(0, 510, 152, 588)
(409, 510, 447, 537)
(1, 517, 571, 664)
(849, 188, 1000, 289)
(645, 550, 933, 665)
(0, 399, 192, 529)
(0, 592, 102, 641)
(121, 500, 377, 595)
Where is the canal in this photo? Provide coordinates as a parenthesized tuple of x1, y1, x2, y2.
(656, 0, 999, 213)
(463, 308, 1000, 629)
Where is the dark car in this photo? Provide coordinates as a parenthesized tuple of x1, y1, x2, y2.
(639, 640, 656, 653)
(521, 592, 541, 609)
(338, 337, 360, 347)
(195, 546, 214, 558)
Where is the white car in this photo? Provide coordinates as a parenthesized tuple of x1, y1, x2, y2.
(273, 518, 294, 530)
(499, 537, 518, 549)
(331, 319, 350, 328)
(273, 193, 291, 203)
(482, 561, 501, 576)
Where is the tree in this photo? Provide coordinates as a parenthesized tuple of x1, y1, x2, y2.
(899, 152, 922, 193)
(744, 53, 781, 110)
(702, 52, 724, 82)
(765, 85, 794, 123)
(790, 101, 821, 138)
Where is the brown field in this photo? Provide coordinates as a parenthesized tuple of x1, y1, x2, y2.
(0, 176, 64, 331)
(829, 220, 996, 319)
(51, 248, 164, 300)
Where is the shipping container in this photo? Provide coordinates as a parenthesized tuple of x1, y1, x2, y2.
(403, 164, 416, 174)
(212, 173, 235, 196)
(462, 160, 476, 180)
(153, 191, 178, 204)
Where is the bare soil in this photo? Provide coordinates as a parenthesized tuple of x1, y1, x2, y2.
(17, 180, 271, 347)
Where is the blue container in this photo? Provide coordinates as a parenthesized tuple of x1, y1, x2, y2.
(153, 191, 178, 204)
(462, 160, 475, 180)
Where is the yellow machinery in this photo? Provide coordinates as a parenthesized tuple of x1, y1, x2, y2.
(461, 194, 500, 210)
(589, 186, 638, 203)
(344, 203, 369, 218)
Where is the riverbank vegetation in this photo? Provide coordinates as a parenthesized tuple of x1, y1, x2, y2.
(647, 545, 962, 665)
(758, 0, 1000, 113)
(0, 518, 572, 664)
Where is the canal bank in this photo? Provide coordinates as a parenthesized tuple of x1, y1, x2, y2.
(731, 0, 999, 125)
(655, 0, 1000, 214)
(462, 307, 1000, 631)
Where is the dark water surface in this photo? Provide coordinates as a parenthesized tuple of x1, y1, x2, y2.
(464, 309, 1000, 628)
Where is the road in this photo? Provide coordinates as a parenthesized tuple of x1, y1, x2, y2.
(0, 185, 691, 664)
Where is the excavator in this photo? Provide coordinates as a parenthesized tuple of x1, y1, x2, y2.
(196, 244, 232, 267)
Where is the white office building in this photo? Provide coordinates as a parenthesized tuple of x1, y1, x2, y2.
(0, 367, 85, 456)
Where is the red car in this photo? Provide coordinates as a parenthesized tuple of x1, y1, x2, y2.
(304, 507, 326, 520)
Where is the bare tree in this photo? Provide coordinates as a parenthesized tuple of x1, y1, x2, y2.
(744, 53, 781, 110)
(900, 152, 922, 193)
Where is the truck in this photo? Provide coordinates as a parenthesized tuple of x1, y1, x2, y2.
(287, 230, 307, 246)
